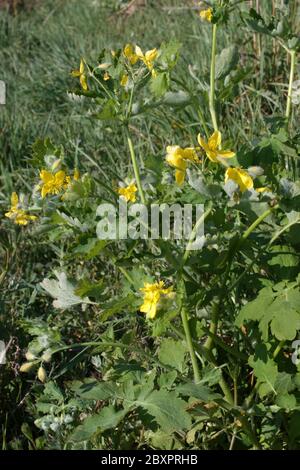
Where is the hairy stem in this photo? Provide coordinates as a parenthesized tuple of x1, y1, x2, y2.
(126, 131, 146, 204)
(204, 205, 278, 352)
(180, 306, 201, 383)
(209, 23, 218, 131)
(285, 49, 296, 123)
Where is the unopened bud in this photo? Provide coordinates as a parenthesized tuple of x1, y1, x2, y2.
(41, 351, 52, 363)
(25, 351, 36, 361)
(37, 366, 47, 383)
(20, 362, 35, 373)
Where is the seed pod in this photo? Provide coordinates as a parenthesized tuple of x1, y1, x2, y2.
(37, 366, 47, 383)
(20, 362, 35, 373)
(41, 350, 52, 363)
(25, 351, 36, 361)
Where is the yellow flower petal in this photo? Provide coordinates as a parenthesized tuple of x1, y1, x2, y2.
(124, 44, 139, 65)
(208, 130, 221, 150)
(80, 59, 85, 75)
(217, 150, 236, 159)
(40, 170, 52, 183)
(80, 74, 88, 91)
(197, 134, 210, 153)
(145, 48, 158, 63)
(225, 167, 253, 192)
(11, 192, 19, 207)
(199, 131, 234, 163)
(120, 74, 128, 87)
(175, 169, 186, 186)
(256, 187, 270, 193)
(200, 8, 213, 22)
(118, 182, 137, 202)
(74, 168, 80, 181)
(139, 281, 172, 320)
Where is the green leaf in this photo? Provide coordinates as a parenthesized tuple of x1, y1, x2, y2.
(100, 293, 137, 321)
(248, 344, 278, 397)
(163, 91, 190, 107)
(150, 72, 169, 98)
(75, 278, 105, 300)
(73, 238, 108, 260)
(236, 282, 300, 341)
(157, 371, 178, 389)
(270, 308, 300, 341)
(40, 271, 91, 309)
(137, 390, 191, 432)
(158, 338, 187, 372)
(177, 383, 221, 402)
(274, 372, 294, 396)
(94, 99, 117, 120)
(70, 380, 119, 401)
(69, 406, 129, 442)
(276, 394, 297, 410)
(215, 46, 239, 79)
(159, 39, 181, 69)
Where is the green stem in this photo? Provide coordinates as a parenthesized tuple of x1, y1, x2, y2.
(286, 49, 296, 122)
(204, 205, 278, 352)
(204, 302, 219, 351)
(126, 131, 146, 204)
(180, 306, 201, 383)
(197, 106, 210, 139)
(182, 202, 212, 265)
(273, 340, 285, 359)
(171, 324, 234, 404)
(241, 206, 278, 243)
(209, 23, 218, 131)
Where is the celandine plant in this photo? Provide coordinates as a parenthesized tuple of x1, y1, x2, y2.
(4, 0, 300, 450)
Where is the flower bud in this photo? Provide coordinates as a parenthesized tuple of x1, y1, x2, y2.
(25, 351, 36, 361)
(41, 350, 52, 363)
(37, 366, 47, 383)
(20, 362, 35, 373)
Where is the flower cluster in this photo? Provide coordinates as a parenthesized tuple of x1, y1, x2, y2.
(199, 8, 213, 23)
(117, 182, 138, 202)
(139, 281, 173, 319)
(124, 44, 158, 77)
(5, 193, 37, 226)
(38, 168, 80, 198)
(166, 146, 200, 185)
(166, 129, 269, 194)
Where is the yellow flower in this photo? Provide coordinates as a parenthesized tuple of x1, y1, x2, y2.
(135, 46, 158, 75)
(118, 182, 138, 202)
(74, 168, 80, 181)
(5, 192, 37, 226)
(120, 74, 129, 87)
(71, 59, 88, 91)
(200, 8, 213, 22)
(166, 145, 200, 185)
(140, 281, 173, 320)
(225, 167, 253, 193)
(198, 131, 235, 163)
(256, 187, 271, 193)
(123, 44, 139, 65)
(104, 71, 110, 81)
(39, 169, 69, 198)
